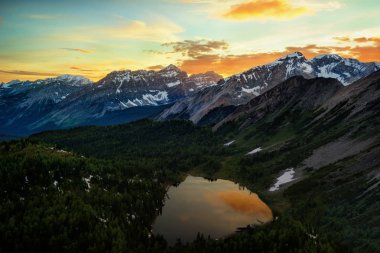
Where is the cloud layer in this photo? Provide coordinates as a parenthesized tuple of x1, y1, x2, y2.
(162, 36, 380, 76)
(61, 48, 92, 54)
(0, 70, 60, 77)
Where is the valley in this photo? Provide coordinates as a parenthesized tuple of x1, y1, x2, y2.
(2, 1, 380, 252)
(1, 55, 379, 253)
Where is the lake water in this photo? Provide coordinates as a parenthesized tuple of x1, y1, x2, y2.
(152, 175, 273, 244)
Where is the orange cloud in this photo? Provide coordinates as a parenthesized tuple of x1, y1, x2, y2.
(216, 191, 272, 221)
(350, 46, 380, 63)
(353, 37, 380, 44)
(61, 48, 92, 54)
(223, 0, 312, 20)
(180, 53, 286, 76)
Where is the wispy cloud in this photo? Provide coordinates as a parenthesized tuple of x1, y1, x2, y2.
(61, 48, 92, 54)
(146, 65, 165, 70)
(70, 66, 95, 72)
(0, 70, 60, 76)
(333, 36, 351, 42)
(27, 14, 62, 20)
(105, 17, 184, 43)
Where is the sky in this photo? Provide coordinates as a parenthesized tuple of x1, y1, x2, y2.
(0, 0, 379, 82)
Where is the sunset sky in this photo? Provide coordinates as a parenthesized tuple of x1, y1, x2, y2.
(0, 0, 379, 82)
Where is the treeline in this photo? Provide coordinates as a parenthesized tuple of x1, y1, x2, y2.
(0, 120, 229, 252)
(0, 140, 172, 252)
(168, 216, 349, 253)
(31, 119, 226, 172)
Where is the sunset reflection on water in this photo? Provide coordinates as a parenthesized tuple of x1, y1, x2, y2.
(153, 175, 272, 244)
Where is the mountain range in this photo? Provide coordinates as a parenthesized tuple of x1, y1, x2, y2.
(159, 52, 380, 123)
(1, 52, 379, 136)
(0, 65, 221, 135)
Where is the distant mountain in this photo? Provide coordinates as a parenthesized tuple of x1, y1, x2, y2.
(0, 74, 91, 104)
(2, 53, 379, 136)
(0, 67, 221, 136)
(159, 52, 380, 123)
(0, 75, 92, 136)
(88, 64, 220, 110)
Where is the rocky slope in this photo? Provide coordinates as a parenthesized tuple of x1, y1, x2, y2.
(211, 71, 380, 252)
(213, 76, 343, 128)
(204, 69, 380, 132)
(159, 52, 380, 123)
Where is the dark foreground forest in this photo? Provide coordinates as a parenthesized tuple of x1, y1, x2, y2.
(1, 118, 379, 252)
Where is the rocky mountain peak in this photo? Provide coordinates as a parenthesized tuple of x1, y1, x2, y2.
(162, 64, 181, 71)
(277, 51, 306, 61)
(53, 74, 93, 86)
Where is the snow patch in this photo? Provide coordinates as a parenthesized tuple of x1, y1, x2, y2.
(224, 140, 235, 146)
(142, 91, 169, 105)
(247, 147, 262, 155)
(55, 74, 92, 85)
(300, 62, 313, 74)
(83, 175, 93, 192)
(166, 80, 181, 87)
(269, 168, 296, 191)
(316, 64, 347, 84)
(57, 149, 71, 154)
(241, 87, 260, 96)
(161, 70, 179, 78)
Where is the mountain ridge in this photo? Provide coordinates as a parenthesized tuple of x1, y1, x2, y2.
(159, 52, 380, 123)
(0, 65, 221, 135)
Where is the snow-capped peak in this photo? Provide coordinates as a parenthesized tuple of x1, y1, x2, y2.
(277, 52, 305, 61)
(161, 64, 181, 72)
(313, 54, 343, 61)
(54, 74, 92, 85)
(158, 64, 184, 78)
(1, 79, 22, 88)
